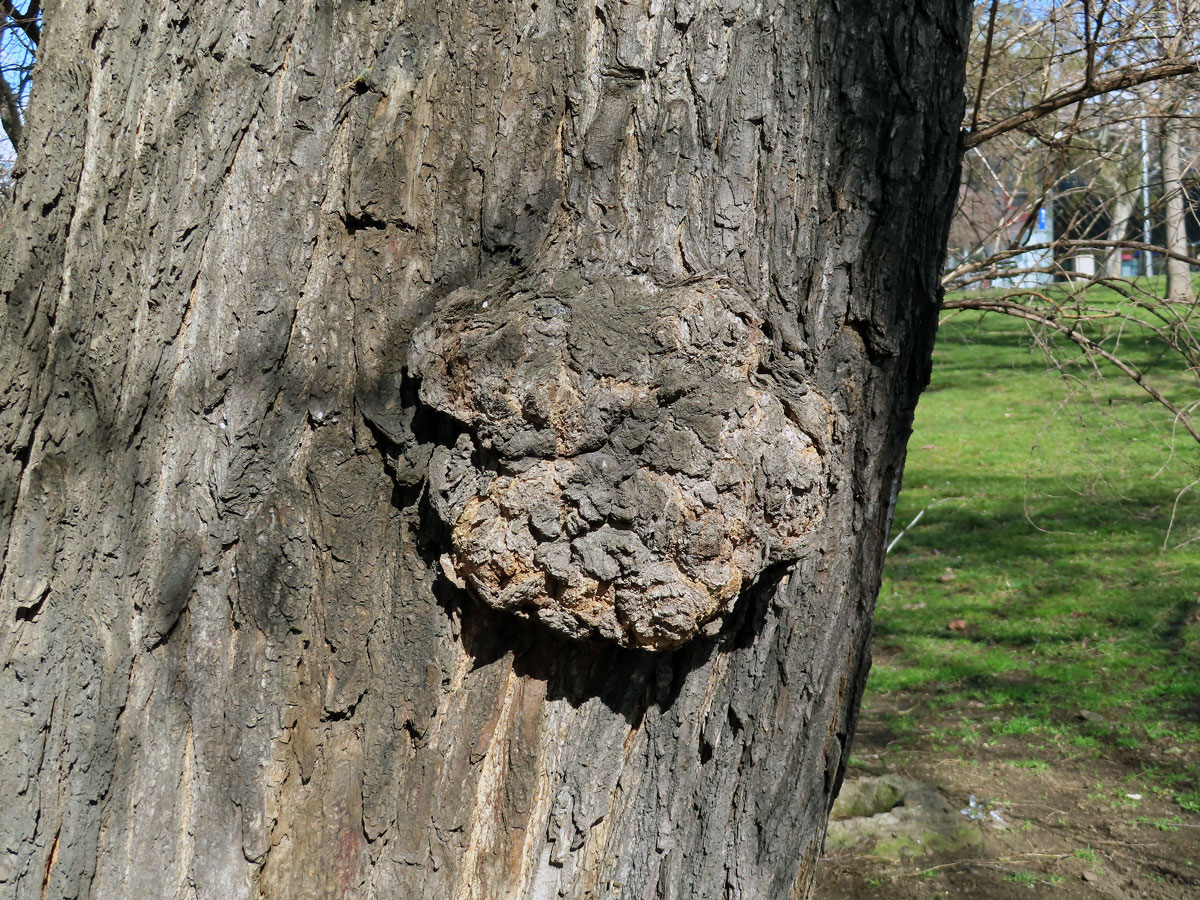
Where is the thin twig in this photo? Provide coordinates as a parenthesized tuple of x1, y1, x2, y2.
(886, 498, 967, 555)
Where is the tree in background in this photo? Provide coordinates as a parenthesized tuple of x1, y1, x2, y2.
(1156, 1, 1198, 303)
(947, 0, 1200, 443)
(0, 1, 38, 162)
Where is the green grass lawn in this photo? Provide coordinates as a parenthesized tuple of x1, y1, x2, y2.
(866, 285, 1200, 812)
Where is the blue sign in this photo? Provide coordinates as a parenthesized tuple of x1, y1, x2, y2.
(1037, 208, 1047, 231)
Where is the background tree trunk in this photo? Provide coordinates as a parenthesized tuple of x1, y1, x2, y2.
(1161, 109, 1195, 303)
(0, 1, 969, 898)
(1104, 191, 1135, 278)
(1158, 1, 1197, 304)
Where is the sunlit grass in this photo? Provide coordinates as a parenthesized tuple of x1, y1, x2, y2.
(866, 298, 1200, 808)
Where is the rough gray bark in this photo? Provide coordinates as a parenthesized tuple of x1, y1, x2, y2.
(0, 1, 969, 898)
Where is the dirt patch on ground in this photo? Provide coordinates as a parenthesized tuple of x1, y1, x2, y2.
(815, 695, 1200, 900)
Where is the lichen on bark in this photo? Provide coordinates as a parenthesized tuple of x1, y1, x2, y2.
(411, 275, 832, 649)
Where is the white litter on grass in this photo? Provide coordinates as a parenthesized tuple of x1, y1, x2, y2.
(961, 795, 985, 820)
(961, 794, 1007, 826)
(1126, 793, 1143, 800)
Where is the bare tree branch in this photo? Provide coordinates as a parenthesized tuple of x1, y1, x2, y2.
(970, 0, 1001, 134)
(964, 59, 1200, 148)
(0, 0, 39, 47)
(0, 73, 21, 152)
(944, 239, 1200, 286)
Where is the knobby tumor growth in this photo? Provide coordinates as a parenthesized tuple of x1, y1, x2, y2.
(410, 276, 833, 649)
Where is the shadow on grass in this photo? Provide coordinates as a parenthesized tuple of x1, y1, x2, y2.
(870, 469, 1199, 730)
(884, 479, 1190, 610)
(928, 311, 1196, 396)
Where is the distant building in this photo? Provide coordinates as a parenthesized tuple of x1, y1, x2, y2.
(993, 202, 1054, 288)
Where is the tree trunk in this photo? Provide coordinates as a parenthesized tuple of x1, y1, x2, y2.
(1161, 111, 1195, 302)
(1104, 190, 1134, 278)
(1159, 1, 1197, 303)
(0, 2, 969, 898)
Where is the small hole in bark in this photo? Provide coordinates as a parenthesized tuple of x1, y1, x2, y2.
(15, 587, 49, 622)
